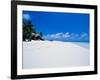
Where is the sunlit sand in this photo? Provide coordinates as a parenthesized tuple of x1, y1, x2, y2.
(23, 41, 90, 69)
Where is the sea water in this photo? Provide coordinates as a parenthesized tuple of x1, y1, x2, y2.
(73, 42, 90, 48)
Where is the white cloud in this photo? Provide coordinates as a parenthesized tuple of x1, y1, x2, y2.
(23, 14, 30, 20)
(81, 33, 88, 38)
(44, 32, 73, 39)
(43, 32, 89, 41)
(62, 32, 70, 38)
(45, 32, 63, 39)
(70, 33, 79, 39)
(79, 33, 89, 41)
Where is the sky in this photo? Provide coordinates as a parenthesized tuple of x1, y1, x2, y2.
(23, 11, 90, 42)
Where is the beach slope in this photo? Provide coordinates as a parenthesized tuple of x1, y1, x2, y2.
(23, 41, 89, 69)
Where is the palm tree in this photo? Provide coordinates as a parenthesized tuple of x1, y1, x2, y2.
(23, 18, 36, 41)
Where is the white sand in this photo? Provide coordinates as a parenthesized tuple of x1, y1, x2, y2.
(23, 41, 90, 69)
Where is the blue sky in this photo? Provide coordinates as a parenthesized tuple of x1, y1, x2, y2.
(23, 11, 90, 42)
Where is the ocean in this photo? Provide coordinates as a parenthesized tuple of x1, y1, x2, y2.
(73, 42, 90, 48)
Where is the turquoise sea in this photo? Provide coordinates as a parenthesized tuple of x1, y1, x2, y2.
(73, 42, 90, 48)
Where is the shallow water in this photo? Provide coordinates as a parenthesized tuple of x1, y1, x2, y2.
(73, 42, 90, 48)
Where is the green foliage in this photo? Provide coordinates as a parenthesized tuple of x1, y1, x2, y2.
(23, 19, 35, 41)
(23, 18, 44, 41)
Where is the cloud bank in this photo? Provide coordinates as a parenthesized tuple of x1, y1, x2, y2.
(43, 32, 89, 42)
(23, 14, 30, 20)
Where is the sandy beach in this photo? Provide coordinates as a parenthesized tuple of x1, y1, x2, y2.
(23, 41, 90, 69)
